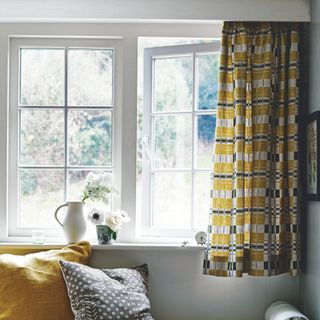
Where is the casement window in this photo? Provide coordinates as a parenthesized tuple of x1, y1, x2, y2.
(141, 42, 220, 238)
(8, 38, 122, 238)
(4, 31, 221, 243)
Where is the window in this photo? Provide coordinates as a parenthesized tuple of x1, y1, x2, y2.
(8, 38, 122, 238)
(3, 29, 222, 243)
(141, 42, 220, 238)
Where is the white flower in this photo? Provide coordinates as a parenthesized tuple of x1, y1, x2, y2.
(82, 172, 113, 203)
(105, 210, 130, 232)
(87, 207, 105, 225)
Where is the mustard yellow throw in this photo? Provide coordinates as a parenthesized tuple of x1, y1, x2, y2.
(0, 241, 91, 320)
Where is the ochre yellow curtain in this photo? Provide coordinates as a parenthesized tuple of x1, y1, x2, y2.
(204, 22, 301, 277)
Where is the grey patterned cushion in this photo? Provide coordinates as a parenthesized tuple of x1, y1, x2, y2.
(59, 260, 154, 320)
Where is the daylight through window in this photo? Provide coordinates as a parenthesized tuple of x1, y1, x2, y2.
(140, 40, 220, 238)
(8, 38, 122, 236)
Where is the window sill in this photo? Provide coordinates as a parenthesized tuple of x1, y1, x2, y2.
(92, 242, 205, 251)
(0, 242, 206, 252)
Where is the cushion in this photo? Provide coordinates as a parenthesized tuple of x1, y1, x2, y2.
(0, 241, 91, 320)
(59, 260, 154, 320)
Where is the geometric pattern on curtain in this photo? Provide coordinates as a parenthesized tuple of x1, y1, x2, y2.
(204, 22, 301, 277)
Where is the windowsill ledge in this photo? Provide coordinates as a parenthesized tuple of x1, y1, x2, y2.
(92, 242, 205, 251)
(0, 242, 206, 252)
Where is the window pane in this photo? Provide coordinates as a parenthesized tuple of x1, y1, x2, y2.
(194, 172, 211, 229)
(195, 53, 219, 110)
(67, 170, 112, 207)
(154, 56, 192, 111)
(68, 49, 113, 106)
(19, 169, 64, 228)
(154, 115, 192, 169)
(152, 172, 191, 228)
(20, 109, 64, 166)
(68, 109, 112, 166)
(195, 114, 216, 169)
(20, 49, 64, 106)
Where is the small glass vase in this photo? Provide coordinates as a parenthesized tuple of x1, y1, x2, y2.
(96, 225, 116, 245)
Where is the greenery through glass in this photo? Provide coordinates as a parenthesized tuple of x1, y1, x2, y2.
(20, 109, 65, 166)
(68, 109, 112, 166)
(18, 47, 114, 228)
(154, 56, 193, 111)
(17, 38, 219, 230)
(68, 49, 113, 106)
(137, 38, 219, 230)
(19, 169, 64, 228)
(20, 49, 65, 106)
(195, 114, 216, 168)
(154, 115, 192, 168)
(196, 53, 219, 110)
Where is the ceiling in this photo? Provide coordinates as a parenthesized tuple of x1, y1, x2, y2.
(0, 0, 310, 22)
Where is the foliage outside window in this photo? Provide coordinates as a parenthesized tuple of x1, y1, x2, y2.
(139, 39, 220, 238)
(8, 38, 121, 237)
(6, 36, 220, 241)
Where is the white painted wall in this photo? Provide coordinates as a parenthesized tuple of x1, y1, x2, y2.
(0, 0, 310, 22)
(90, 248, 298, 320)
(299, 0, 320, 316)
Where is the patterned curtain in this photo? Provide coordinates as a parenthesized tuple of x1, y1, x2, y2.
(204, 22, 301, 277)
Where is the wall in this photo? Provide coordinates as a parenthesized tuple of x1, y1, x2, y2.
(0, 242, 299, 319)
(299, 0, 320, 317)
(90, 247, 298, 320)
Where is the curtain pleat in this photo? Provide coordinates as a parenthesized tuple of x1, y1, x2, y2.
(204, 22, 301, 277)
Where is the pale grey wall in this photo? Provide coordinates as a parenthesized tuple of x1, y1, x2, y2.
(300, 0, 320, 317)
(90, 248, 298, 320)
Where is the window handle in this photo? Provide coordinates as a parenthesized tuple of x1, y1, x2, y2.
(142, 136, 151, 161)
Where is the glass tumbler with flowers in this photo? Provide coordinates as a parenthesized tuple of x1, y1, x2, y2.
(82, 172, 130, 244)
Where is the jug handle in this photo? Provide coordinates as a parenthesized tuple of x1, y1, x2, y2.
(54, 203, 68, 228)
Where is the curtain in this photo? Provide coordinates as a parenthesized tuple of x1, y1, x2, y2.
(204, 22, 301, 277)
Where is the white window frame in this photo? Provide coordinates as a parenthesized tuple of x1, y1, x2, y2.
(8, 37, 123, 239)
(141, 42, 220, 238)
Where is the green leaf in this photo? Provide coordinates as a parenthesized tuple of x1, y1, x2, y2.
(112, 232, 117, 240)
(106, 227, 114, 236)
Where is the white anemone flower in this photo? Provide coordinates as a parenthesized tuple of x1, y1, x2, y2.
(87, 207, 105, 225)
(82, 172, 114, 203)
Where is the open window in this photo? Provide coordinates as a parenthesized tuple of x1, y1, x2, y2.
(141, 41, 220, 238)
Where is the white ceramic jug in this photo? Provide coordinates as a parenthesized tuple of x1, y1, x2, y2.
(54, 201, 87, 243)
